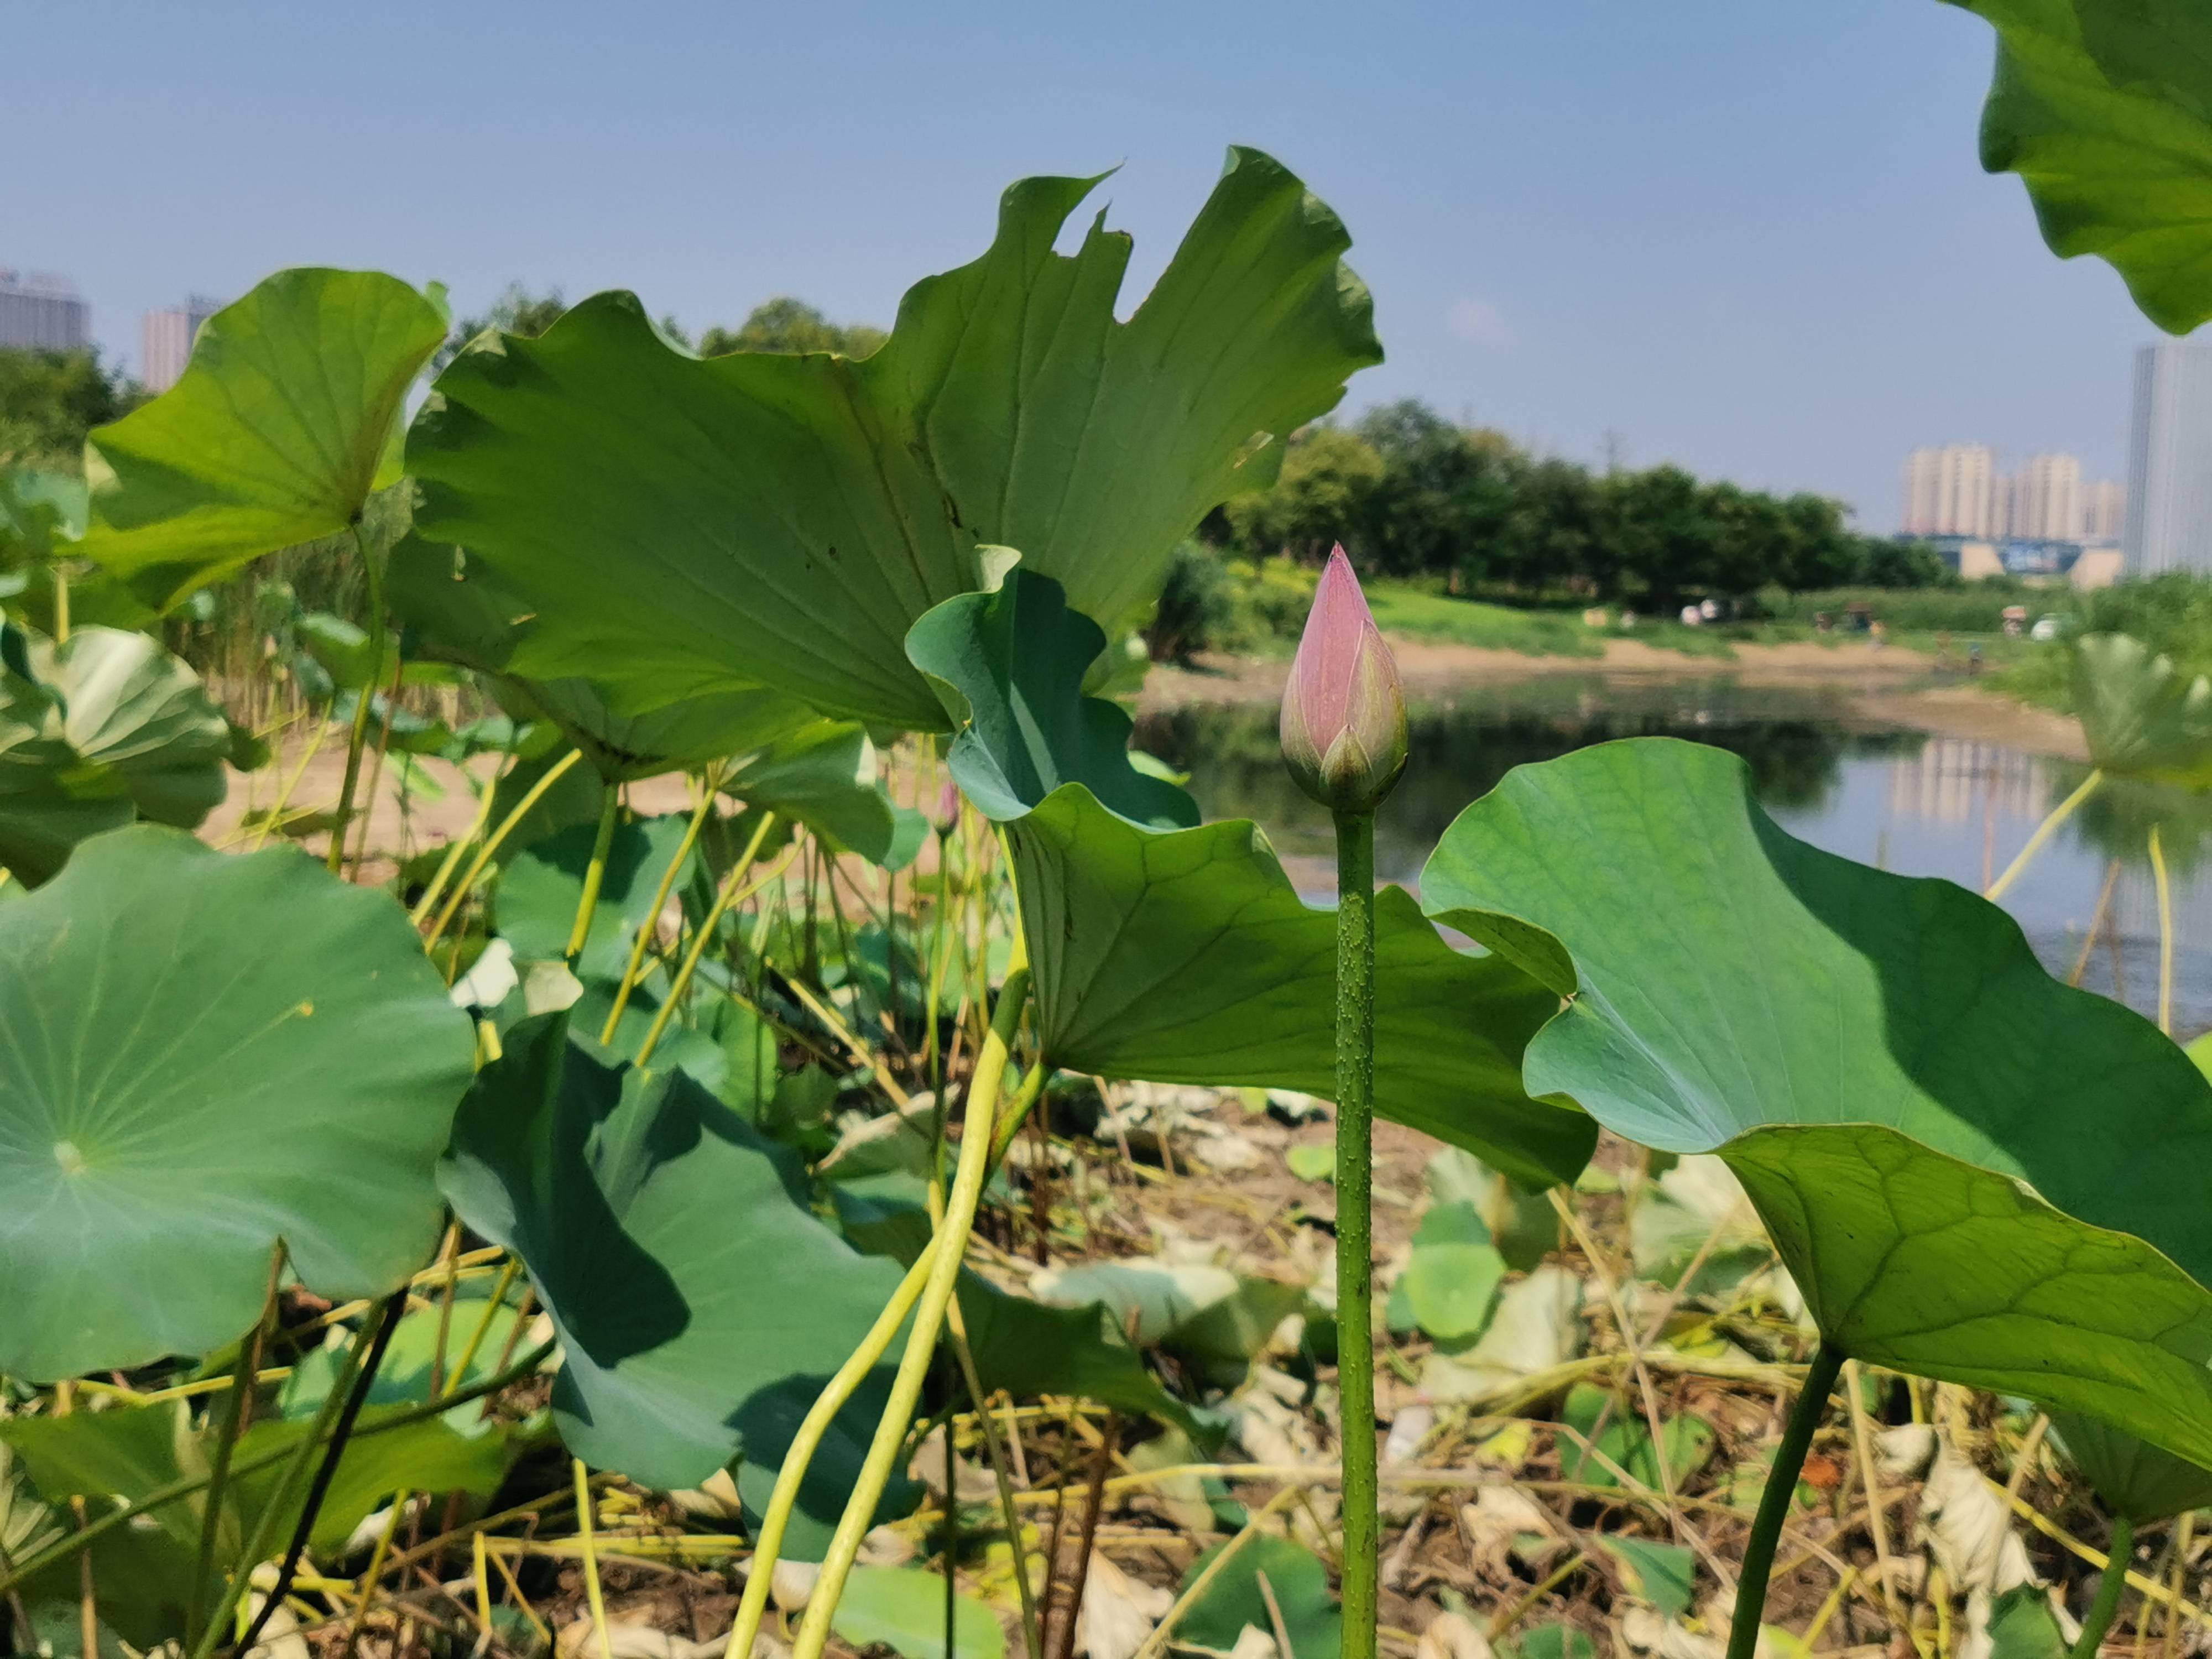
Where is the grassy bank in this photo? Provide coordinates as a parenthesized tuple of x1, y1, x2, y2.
(1157, 553, 2043, 667)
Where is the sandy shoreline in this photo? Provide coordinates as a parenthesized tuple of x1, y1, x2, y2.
(1140, 634, 2089, 761)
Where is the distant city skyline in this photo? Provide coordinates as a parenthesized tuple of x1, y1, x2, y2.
(140, 295, 226, 393)
(0, 271, 89, 353)
(1899, 444, 2124, 544)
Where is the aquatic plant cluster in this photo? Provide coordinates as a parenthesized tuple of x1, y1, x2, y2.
(6, 3, 2212, 1652)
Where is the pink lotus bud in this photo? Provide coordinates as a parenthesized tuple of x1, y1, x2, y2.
(932, 780, 962, 834)
(1280, 546, 1408, 813)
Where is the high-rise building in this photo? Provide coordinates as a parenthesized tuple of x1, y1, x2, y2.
(141, 295, 225, 393)
(2083, 478, 2127, 544)
(0, 270, 90, 351)
(1901, 444, 1997, 536)
(2009, 452, 2084, 541)
(2127, 338, 2212, 575)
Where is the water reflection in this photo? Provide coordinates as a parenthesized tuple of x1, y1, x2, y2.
(1132, 675, 2212, 1040)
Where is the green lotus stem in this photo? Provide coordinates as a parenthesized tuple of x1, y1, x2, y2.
(2151, 826, 2173, 1035)
(409, 752, 508, 926)
(186, 1246, 286, 1637)
(2070, 1514, 2135, 1659)
(719, 1242, 941, 1659)
(946, 1302, 1044, 1659)
(634, 812, 780, 1067)
(231, 1291, 409, 1656)
(602, 769, 722, 1042)
(1986, 768, 2103, 902)
(0, 1338, 556, 1599)
(574, 1457, 617, 1659)
(988, 1061, 1052, 1166)
(422, 748, 586, 950)
(1725, 1339, 1846, 1659)
(788, 951, 1034, 1659)
(326, 526, 385, 876)
(1333, 806, 1380, 1658)
(345, 646, 406, 880)
(51, 565, 68, 644)
(562, 782, 622, 962)
(442, 1255, 523, 1400)
(192, 1293, 397, 1658)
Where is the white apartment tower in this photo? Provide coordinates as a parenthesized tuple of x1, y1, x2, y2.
(142, 296, 226, 393)
(2127, 338, 2212, 575)
(2084, 478, 2127, 544)
(2008, 452, 2084, 540)
(1901, 444, 1998, 536)
(0, 271, 90, 351)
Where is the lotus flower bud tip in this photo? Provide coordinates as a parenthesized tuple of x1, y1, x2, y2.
(1279, 546, 1408, 813)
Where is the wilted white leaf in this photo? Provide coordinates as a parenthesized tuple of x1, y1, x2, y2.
(1386, 1402, 1436, 1465)
(448, 936, 517, 1010)
(1619, 1606, 1721, 1659)
(1077, 1550, 1175, 1659)
(1918, 1437, 2036, 1597)
(1462, 1485, 1559, 1578)
(771, 1558, 822, 1610)
(1416, 1609, 1495, 1659)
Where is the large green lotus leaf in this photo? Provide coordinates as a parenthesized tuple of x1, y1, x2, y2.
(1423, 738, 2212, 1462)
(830, 1566, 1006, 1659)
(0, 469, 87, 560)
(497, 812, 703, 980)
(387, 534, 818, 779)
(279, 1300, 525, 1418)
(904, 572, 1593, 1190)
(79, 269, 447, 607)
(2051, 1410, 2212, 1521)
(0, 623, 235, 883)
(1, 1402, 201, 1642)
(825, 1172, 1196, 1428)
(1947, 0, 2212, 333)
(0, 473, 152, 635)
(3, 1396, 517, 1627)
(408, 147, 1380, 729)
(722, 718, 900, 863)
(0, 828, 473, 1380)
(437, 1014, 916, 1545)
(229, 1404, 519, 1552)
(2072, 632, 2212, 786)
(909, 565, 1199, 830)
(1180, 1535, 1343, 1659)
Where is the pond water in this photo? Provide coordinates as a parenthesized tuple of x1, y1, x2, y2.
(1133, 675, 2212, 1041)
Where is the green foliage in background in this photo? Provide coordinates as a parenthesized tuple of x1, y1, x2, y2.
(1213, 401, 1938, 614)
(0, 347, 141, 471)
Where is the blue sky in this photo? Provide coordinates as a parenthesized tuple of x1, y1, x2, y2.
(10, 1, 2165, 527)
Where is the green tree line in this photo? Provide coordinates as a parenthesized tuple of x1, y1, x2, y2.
(0, 347, 142, 470)
(1219, 400, 1949, 609)
(9, 306, 1936, 631)
(4, 290, 886, 472)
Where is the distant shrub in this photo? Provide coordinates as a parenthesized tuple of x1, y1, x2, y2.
(1145, 542, 1243, 662)
(1755, 582, 2038, 633)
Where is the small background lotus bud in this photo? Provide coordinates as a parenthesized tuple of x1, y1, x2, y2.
(1280, 546, 1409, 813)
(932, 780, 962, 835)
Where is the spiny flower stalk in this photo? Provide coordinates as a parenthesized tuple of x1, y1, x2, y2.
(1281, 544, 1406, 1659)
(1280, 545, 1410, 814)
